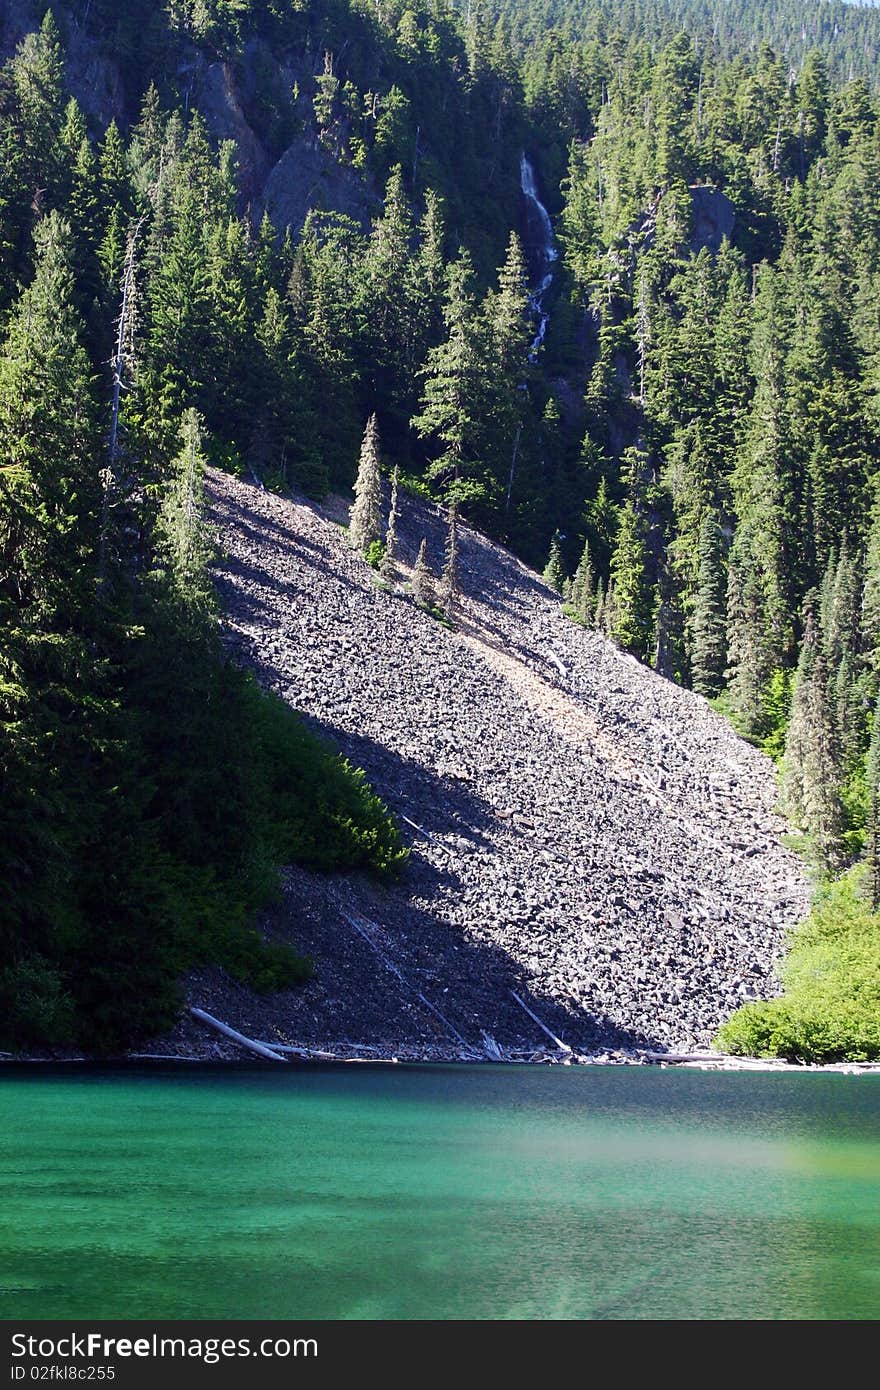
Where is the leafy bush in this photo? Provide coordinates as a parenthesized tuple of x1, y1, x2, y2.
(397, 471, 433, 500)
(710, 668, 792, 755)
(248, 682, 408, 877)
(562, 603, 588, 629)
(214, 929, 313, 995)
(364, 539, 386, 570)
(716, 870, 880, 1061)
(0, 958, 75, 1052)
(759, 668, 792, 762)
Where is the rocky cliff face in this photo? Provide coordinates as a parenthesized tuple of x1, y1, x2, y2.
(690, 184, 735, 254)
(1, 5, 378, 228)
(186, 470, 811, 1060)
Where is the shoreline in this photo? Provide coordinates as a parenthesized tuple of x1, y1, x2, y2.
(2, 1047, 878, 1074)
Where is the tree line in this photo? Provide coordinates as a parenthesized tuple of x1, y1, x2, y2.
(0, 11, 407, 1053)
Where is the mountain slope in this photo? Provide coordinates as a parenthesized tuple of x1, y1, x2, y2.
(199, 469, 811, 1056)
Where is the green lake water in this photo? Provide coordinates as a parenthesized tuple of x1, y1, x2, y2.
(1, 1065, 878, 1320)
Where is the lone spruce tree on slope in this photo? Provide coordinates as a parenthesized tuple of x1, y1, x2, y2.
(411, 538, 435, 609)
(543, 531, 565, 593)
(569, 538, 595, 625)
(349, 414, 383, 552)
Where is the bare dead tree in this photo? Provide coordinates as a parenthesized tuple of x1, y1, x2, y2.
(99, 215, 145, 596)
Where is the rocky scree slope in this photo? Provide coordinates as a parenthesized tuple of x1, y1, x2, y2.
(198, 469, 811, 1058)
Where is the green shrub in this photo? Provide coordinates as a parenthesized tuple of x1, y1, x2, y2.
(214, 929, 312, 994)
(562, 603, 588, 629)
(364, 539, 386, 570)
(248, 682, 408, 877)
(0, 957, 76, 1052)
(397, 471, 433, 501)
(717, 870, 880, 1061)
(759, 668, 792, 762)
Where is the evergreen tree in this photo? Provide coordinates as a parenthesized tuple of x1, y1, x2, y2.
(364, 167, 416, 438)
(9, 11, 66, 205)
(485, 232, 533, 527)
(730, 265, 793, 679)
(652, 580, 678, 680)
(204, 216, 260, 449)
(781, 601, 847, 871)
(0, 213, 99, 623)
(410, 189, 447, 365)
(411, 537, 435, 609)
(713, 251, 752, 474)
(594, 576, 606, 633)
(601, 576, 617, 640)
(250, 286, 305, 486)
(690, 516, 727, 697)
(653, 32, 697, 186)
(569, 537, 595, 625)
(349, 414, 384, 552)
(296, 212, 366, 490)
(152, 409, 213, 615)
(0, 211, 102, 981)
(609, 498, 652, 659)
(145, 191, 212, 434)
(820, 542, 860, 674)
(412, 252, 488, 510)
(863, 487, 880, 677)
(726, 533, 772, 737)
(543, 531, 565, 593)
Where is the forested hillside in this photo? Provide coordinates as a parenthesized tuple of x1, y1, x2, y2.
(471, 0, 880, 89)
(2, 0, 880, 1055)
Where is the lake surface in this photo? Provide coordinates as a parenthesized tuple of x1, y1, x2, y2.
(1, 1065, 878, 1320)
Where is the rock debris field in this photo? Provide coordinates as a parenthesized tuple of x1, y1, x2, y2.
(182, 468, 812, 1060)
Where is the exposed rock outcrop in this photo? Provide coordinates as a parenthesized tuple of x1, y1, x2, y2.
(194, 60, 270, 200)
(690, 184, 735, 253)
(263, 136, 376, 236)
(195, 470, 811, 1058)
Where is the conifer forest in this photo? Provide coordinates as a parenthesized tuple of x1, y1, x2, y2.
(2, 0, 880, 1059)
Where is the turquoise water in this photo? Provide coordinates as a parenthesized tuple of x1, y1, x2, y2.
(1, 1065, 878, 1320)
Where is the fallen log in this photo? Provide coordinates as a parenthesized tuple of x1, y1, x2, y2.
(509, 989, 572, 1054)
(189, 1008, 287, 1062)
(340, 907, 478, 1054)
(401, 814, 445, 848)
(128, 1053, 192, 1061)
(545, 650, 568, 680)
(415, 988, 474, 1052)
(253, 1043, 342, 1059)
(639, 1050, 731, 1064)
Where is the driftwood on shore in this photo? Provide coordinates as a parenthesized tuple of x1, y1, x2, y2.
(636, 1049, 880, 1073)
(189, 1007, 287, 1061)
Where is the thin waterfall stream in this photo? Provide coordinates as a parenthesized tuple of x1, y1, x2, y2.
(520, 152, 558, 359)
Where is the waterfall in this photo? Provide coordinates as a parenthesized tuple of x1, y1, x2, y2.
(520, 153, 558, 359)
